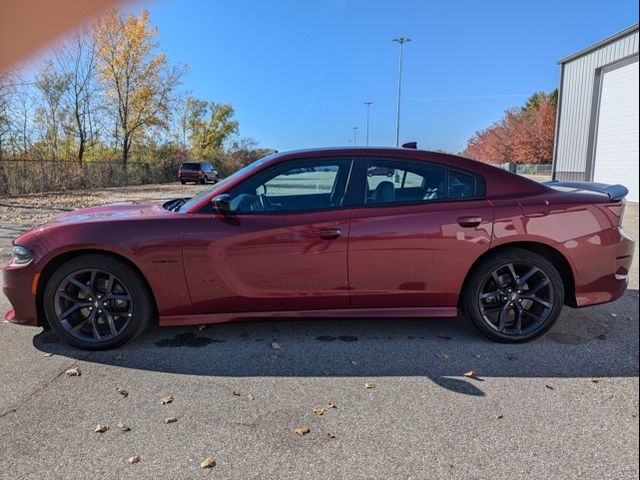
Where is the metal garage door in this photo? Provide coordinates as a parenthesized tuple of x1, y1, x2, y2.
(593, 57, 639, 203)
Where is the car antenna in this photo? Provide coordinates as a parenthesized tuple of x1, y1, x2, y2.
(401, 141, 417, 149)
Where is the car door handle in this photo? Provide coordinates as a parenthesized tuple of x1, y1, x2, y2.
(457, 216, 482, 228)
(315, 228, 341, 240)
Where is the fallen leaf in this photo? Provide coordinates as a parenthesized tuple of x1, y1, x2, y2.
(494, 414, 504, 420)
(610, 313, 618, 318)
(351, 360, 359, 366)
(436, 351, 449, 359)
(200, 457, 216, 469)
(271, 341, 281, 349)
(327, 402, 337, 409)
(95, 424, 108, 433)
(326, 432, 335, 439)
(472, 353, 481, 358)
(114, 354, 124, 360)
(128, 455, 141, 464)
(232, 391, 241, 396)
(197, 325, 207, 331)
(364, 382, 375, 389)
(246, 394, 255, 401)
(116, 421, 131, 432)
(66, 367, 81, 377)
(545, 384, 555, 390)
(313, 407, 325, 416)
(164, 416, 178, 424)
(463, 370, 478, 379)
(588, 378, 599, 383)
(115, 387, 128, 397)
(160, 394, 174, 405)
(42, 352, 54, 357)
(294, 426, 310, 436)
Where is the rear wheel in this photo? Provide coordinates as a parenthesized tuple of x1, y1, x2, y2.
(462, 248, 564, 343)
(43, 254, 154, 350)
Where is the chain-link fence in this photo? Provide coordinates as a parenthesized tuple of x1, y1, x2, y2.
(0, 160, 179, 196)
(499, 162, 553, 177)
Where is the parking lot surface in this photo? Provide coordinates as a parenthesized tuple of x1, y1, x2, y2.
(0, 185, 638, 480)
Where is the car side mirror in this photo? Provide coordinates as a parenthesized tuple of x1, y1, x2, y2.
(211, 194, 232, 214)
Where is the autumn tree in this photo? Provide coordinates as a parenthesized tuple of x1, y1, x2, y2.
(95, 9, 184, 166)
(462, 90, 557, 164)
(181, 97, 239, 159)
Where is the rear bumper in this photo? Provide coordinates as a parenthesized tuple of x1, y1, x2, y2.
(561, 226, 635, 307)
(2, 262, 39, 326)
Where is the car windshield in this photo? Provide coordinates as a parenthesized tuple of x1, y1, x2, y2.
(177, 154, 276, 212)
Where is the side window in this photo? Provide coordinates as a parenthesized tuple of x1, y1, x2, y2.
(366, 159, 446, 205)
(448, 170, 477, 199)
(229, 160, 351, 213)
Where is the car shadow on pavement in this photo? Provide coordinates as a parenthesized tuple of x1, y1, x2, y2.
(32, 290, 639, 396)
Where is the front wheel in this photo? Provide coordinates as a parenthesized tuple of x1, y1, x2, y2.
(461, 248, 564, 343)
(43, 254, 154, 350)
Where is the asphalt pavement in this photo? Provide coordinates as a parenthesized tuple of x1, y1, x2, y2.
(0, 197, 637, 480)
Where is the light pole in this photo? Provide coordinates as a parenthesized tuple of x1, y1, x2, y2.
(364, 101, 373, 146)
(393, 37, 411, 147)
(353, 126, 358, 146)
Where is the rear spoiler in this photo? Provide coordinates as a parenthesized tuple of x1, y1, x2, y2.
(544, 181, 628, 201)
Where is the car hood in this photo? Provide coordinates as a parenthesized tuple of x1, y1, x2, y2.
(43, 202, 169, 226)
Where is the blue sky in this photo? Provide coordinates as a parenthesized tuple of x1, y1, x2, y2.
(64, 1, 640, 152)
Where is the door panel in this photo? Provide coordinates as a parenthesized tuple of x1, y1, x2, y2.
(183, 210, 351, 314)
(348, 200, 493, 308)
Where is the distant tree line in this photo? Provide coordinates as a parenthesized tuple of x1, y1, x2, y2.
(461, 90, 557, 165)
(0, 8, 273, 194)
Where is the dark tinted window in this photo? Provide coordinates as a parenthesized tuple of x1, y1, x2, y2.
(366, 159, 447, 205)
(364, 158, 484, 206)
(448, 170, 477, 199)
(181, 163, 199, 170)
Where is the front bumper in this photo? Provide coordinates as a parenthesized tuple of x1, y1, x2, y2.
(2, 262, 39, 326)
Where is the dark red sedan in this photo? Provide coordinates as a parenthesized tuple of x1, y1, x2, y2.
(3, 148, 634, 349)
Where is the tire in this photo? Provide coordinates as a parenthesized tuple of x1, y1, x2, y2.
(200, 177, 207, 184)
(43, 253, 154, 350)
(180, 179, 186, 185)
(461, 247, 564, 343)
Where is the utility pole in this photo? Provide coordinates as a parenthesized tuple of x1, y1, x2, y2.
(364, 101, 373, 146)
(393, 37, 411, 147)
(353, 126, 358, 146)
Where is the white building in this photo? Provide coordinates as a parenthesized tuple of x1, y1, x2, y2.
(552, 24, 639, 202)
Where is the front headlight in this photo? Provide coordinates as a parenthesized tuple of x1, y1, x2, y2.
(11, 245, 33, 265)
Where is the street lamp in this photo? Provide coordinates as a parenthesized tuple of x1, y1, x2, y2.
(353, 126, 358, 146)
(393, 37, 411, 147)
(364, 102, 373, 146)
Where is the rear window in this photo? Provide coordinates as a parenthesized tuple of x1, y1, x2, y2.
(181, 163, 199, 170)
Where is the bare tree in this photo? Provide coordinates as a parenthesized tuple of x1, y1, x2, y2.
(54, 25, 100, 164)
(34, 60, 71, 161)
